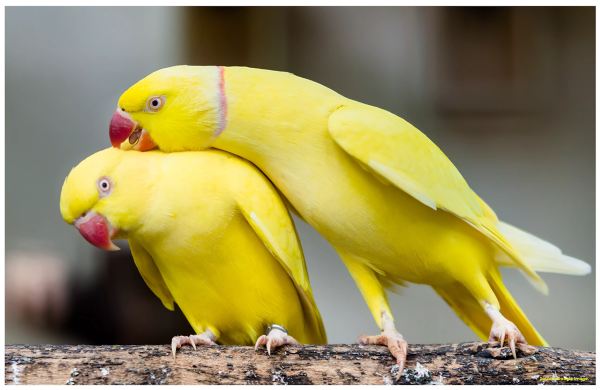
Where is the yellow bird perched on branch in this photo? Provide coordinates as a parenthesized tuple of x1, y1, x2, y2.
(60, 147, 327, 357)
(109, 66, 590, 374)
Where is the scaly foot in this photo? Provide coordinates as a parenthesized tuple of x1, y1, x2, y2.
(485, 302, 527, 359)
(356, 313, 407, 379)
(488, 319, 527, 359)
(171, 330, 216, 360)
(254, 324, 299, 355)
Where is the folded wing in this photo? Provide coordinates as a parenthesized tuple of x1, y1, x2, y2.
(328, 103, 547, 294)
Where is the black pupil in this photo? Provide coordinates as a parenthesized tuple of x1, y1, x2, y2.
(102, 182, 108, 188)
(152, 99, 159, 107)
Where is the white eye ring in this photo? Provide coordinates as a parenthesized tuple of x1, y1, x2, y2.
(97, 176, 113, 197)
(146, 95, 166, 112)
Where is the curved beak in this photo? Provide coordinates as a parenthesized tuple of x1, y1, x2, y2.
(74, 211, 120, 251)
(109, 109, 158, 151)
(109, 109, 137, 148)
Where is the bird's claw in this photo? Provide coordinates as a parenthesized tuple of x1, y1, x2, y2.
(254, 329, 299, 355)
(357, 329, 408, 379)
(171, 334, 216, 361)
(254, 335, 269, 353)
(489, 320, 527, 359)
(171, 336, 185, 360)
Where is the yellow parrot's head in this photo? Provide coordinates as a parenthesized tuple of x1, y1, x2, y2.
(110, 65, 224, 153)
(60, 148, 155, 251)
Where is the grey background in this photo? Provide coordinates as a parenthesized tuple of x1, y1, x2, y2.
(6, 7, 595, 350)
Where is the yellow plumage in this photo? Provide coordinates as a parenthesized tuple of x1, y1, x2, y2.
(114, 66, 590, 350)
(60, 147, 327, 346)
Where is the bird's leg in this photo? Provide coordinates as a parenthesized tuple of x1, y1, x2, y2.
(485, 302, 527, 359)
(356, 312, 408, 379)
(171, 329, 217, 360)
(254, 324, 299, 355)
(339, 255, 405, 378)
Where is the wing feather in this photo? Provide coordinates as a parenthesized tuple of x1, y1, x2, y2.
(129, 239, 174, 310)
(229, 158, 327, 343)
(329, 104, 547, 294)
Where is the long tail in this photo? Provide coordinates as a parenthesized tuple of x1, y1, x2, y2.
(434, 270, 549, 347)
(445, 195, 587, 346)
(473, 194, 590, 290)
(495, 221, 591, 277)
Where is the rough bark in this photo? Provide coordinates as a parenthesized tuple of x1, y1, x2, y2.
(5, 342, 595, 385)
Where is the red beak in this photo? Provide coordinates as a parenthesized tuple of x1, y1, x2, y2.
(109, 109, 136, 148)
(109, 109, 158, 151)
(74, 212, 120, 251)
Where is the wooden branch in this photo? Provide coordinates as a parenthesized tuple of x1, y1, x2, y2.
(5, 342, 595, 385)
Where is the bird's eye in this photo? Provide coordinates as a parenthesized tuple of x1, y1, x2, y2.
(146, 95, 165, 112)
(97, 176, 113, 197)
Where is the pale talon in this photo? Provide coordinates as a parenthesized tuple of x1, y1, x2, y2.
(171, 336, 183, 361)
(486, 303, 527, 360)
(254, 336, 266, 351)
(396, 340, 408, 380)
(357, 313, 407, 380)
(254, 326, 299, 355)
(510, 339, 517, 359)
(171, 330, 217, 360)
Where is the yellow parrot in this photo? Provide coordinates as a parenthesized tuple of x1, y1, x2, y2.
(109, 66, 590, 373)
(60, 147, 327, 357)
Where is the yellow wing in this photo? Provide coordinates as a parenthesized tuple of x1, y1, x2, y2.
(129, 239, 175, 310)
(229, 158, 327, 343)
(474, 193, 498, 224)
(328, 103, 547, 294)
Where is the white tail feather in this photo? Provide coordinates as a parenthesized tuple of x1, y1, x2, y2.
(496, 221, 591, 276)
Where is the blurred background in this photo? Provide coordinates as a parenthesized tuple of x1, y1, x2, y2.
(6, 7, 595, 350)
